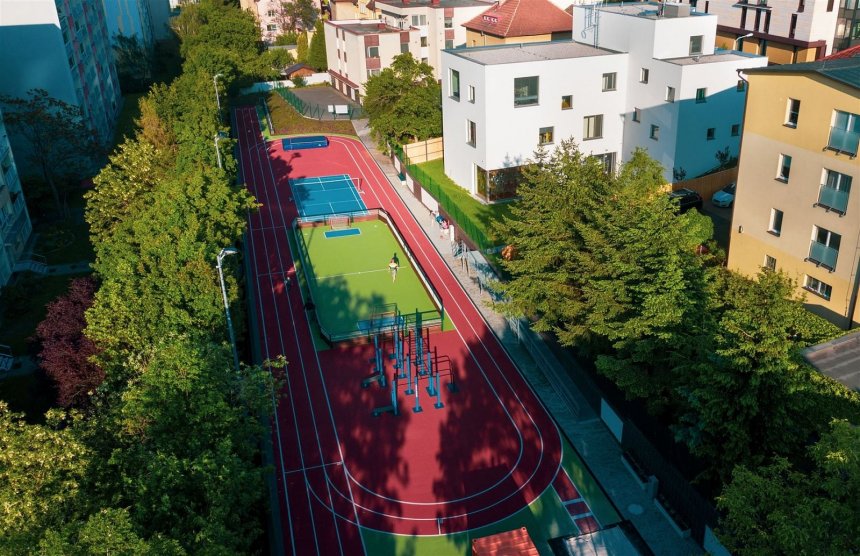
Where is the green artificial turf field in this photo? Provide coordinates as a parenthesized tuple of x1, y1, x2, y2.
(296, 218, 448, 340)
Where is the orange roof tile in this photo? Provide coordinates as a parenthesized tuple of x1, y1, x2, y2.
(464, 0, 571, 38)
(824, 44, 860, 60)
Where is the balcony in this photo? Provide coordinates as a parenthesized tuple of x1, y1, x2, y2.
(3, 165, 18, 188)
(827, 127, 859, 156)
(817, 184, 849, 215)
(808, 241, 838, 271)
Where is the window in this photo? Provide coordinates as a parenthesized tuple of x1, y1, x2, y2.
(593, 152, 617, 175)
(818, 169, 852, 214)
(421, 57, 428, 64)
(411, 14, 427, 26)
(666, 86, 676, 102)
(810, 226, 841, 269)
(466, 120, 476, 147)
(706, 127, 716, 140)
(827, 0, 834, 11)
(798, 0, 805, 11)
(514, 76, 539, 106)
(768, 208, 783, 235)
(763, 255, 777, 271)
(731, 124, 740, 136)
(583, 115, 603, 140)
(696, 88, 707, 103)
(650, 125, 660, 140)
(266, 24, 278, 32)
(420, 36, 428, 47)
(805, 276, 832, 300)
(633, 108, 641, 122)
(759, 40, 768, 55)
(764, 11, 771, 33)
(450, 69, 460, 100)
(267, 10, 276, 16)
(602, 72, 617, 91)
(539, 127, 554, 145)
(344, 51, 348, 61)
(737, 79, 746, 92)
(828, 110, 860, 155)
(367, 46, 379, 58)
(640, 68, 649, 83)
(400, 42, 409, 54)
(786, 98, 800, 127)
(754, 10, 761, 31)
(444, 16, 453, 28)
(690, 35, 703, 55)
(367, 69, 381, 79)
(445, 39, 454, 49)
(468, 85, 475, 103)
(777, 154, 792, 181)
(740, 7, 747, 28)
(789, 14, 797, 38)
(561, 95, 572, 110)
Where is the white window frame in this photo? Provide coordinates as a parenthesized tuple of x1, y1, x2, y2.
(466, 119, 476, 147)
(583, 114, 603, 140)
(777, 154, 792, 182)
(514, 76, 539, 107)
(763, 255, 777, 271)
(367, 45, 379, 58)
(666, 86, 675, 103)
(633, 108, 641, 122)
(804, 275, 832, 300)
(690, 35, 703, 55)
(650, 124, 660, 140)
(538, 126, 554, 146)
(602, 72, 617, 92)
(467, 85, 475, 103)
(786, 98, 801, 127)
(640, 68, 649, 84)
(449, 69, 460, 100)
(768, 208, 783, 235)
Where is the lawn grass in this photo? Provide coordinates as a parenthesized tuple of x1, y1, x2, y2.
(265, 91, 356, 137)
(416, 159, 516, 246)
(0, 273, 91, 355)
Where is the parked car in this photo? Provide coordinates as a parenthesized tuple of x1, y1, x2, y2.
(668, 188, 703, 213)
(711, 182, 737, 208)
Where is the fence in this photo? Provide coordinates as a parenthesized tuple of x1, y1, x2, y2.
(390, 144, 500, 254)
(239, 74, 331, 95)
(275, 87, 365, 120)
(403, 138, 444, 164)
(671, 167, 738, 200)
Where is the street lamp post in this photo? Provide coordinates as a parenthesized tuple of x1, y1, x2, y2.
(734, 32, 754, 52)
(217, 247, 240, 374)
(213, 73, 223, 121)
(214, 133, 224, 170)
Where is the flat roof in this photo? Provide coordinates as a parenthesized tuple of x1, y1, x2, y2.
(666, 51, 762, 65)
(447, 40, 617, 65)
(596, 2, 708, 18)
(745, 57, 860, 89)
(803, 330, 860, 393)
(332, 21, 403, 35)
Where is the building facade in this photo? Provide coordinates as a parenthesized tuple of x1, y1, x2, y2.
(702, 0, 838, 63)
(727, 57, 860, 329)
(834, 0, 860, 51)
(330, 0, 378, 21)
(440, 2, 767, 199)
(325, 19, 420, 102)
(0, 0, 122, 152)
(0, 109, 33, 289)
(102, 0, 155, 51)
(374, 0, 493, 77)
(243, 0, 323, 43)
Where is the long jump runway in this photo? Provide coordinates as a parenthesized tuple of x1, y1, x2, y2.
(235, 107, 562, 555)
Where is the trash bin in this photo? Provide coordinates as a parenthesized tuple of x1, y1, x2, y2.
(398, 173, 407, 187)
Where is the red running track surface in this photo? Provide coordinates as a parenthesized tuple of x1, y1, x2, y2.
(235, 107, 562, 556)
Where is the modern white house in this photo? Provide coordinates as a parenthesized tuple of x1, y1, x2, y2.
(0, 0, 122, 153)
(0, 108, 33, 289)
(440, 2, 768, 200)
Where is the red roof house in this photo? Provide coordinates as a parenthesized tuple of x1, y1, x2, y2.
(463, 0, 572, 46)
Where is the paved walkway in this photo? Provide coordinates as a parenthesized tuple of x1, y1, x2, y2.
(350, 119, 704, 556)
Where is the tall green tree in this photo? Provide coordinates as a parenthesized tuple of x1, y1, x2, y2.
(112, 34, 154, 93)
(717, 419, 860, 554)
(0, 89, 102, 217)
(0, 404, 89, 553)
(296, 31, 309, 62)
(363, 53, 442, 148)
(277, 0, 319, 32)
(307, 20, 327, 70)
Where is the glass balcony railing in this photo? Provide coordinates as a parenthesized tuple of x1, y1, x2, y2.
(809, 241, 839, 270)
(818, 184, 850, 214)
(827, 127, 859, 155)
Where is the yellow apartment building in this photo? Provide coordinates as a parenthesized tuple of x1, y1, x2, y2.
(728, 55, 860, 328)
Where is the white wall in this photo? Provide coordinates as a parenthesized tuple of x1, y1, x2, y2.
(442, 49, 627, 194)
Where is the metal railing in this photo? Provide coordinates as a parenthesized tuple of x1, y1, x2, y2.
(827, 127, 859, 156)
(808, 241, 839, 270)
(817, 184, 850, 214)
(275, 87, 365, 121)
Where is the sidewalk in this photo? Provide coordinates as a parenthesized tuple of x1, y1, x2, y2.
(351, 119, 703, 556)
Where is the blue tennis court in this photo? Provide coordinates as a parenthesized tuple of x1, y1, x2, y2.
(282, 136, 328, 150)
(289, 174, 367, 219)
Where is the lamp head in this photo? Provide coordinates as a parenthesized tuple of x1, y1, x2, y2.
(219, 247, 239, 260)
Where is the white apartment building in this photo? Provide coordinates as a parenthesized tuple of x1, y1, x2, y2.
(0, 109, 33, 289)
(374, 0, 494, 78)
(326, 19, 421, 102)
(700, 0, 840, 63)
(242, 0, 322, 43)
(441, 2, 768, 200)
(0, 0, 122, 152)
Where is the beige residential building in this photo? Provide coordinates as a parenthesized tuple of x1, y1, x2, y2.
(701, 0, 838, 63)
(728, 54, 860, 328)
(463, 0, 572, 47)
(325, 19, 420, 102)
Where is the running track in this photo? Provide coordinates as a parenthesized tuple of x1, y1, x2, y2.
(235, 106, 563, 555)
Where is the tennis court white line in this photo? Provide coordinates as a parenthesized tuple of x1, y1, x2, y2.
(284, 461, 344, 476)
